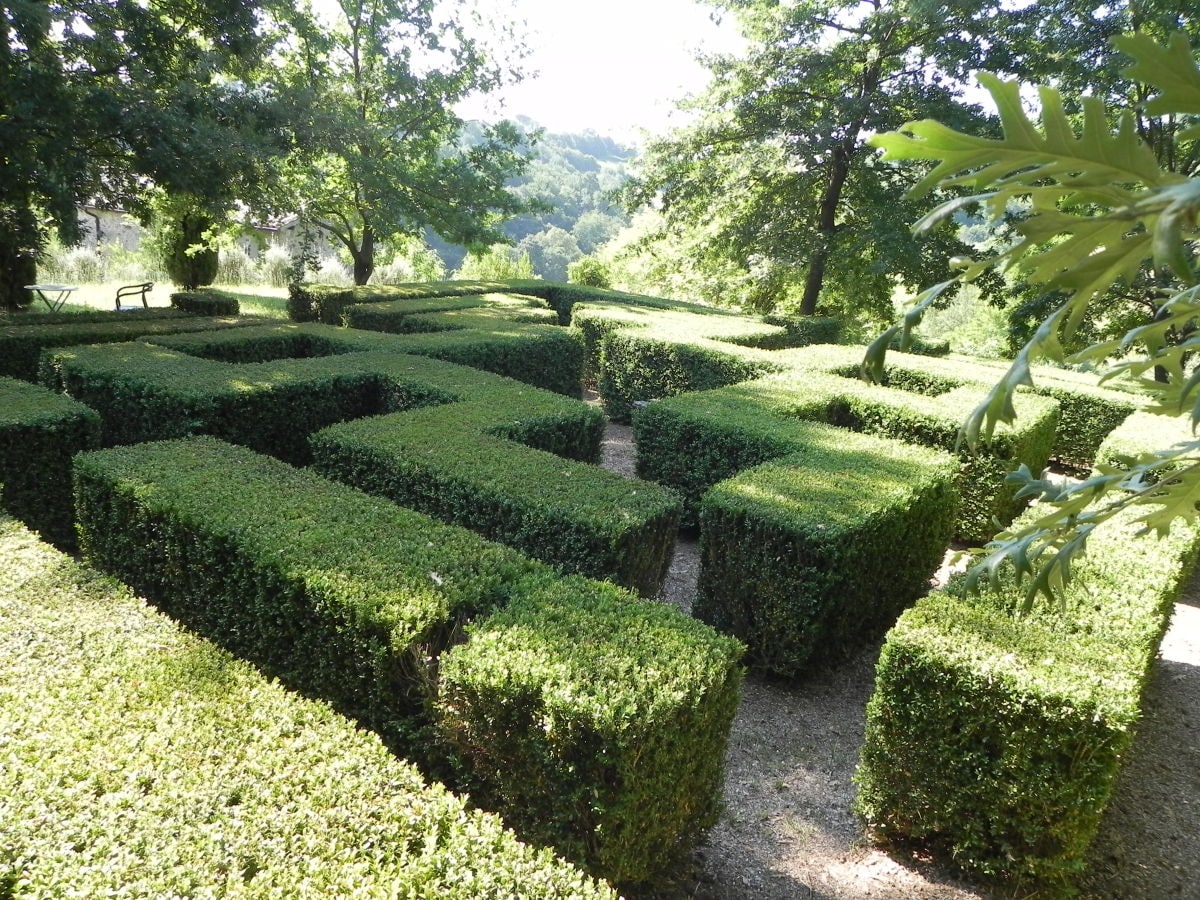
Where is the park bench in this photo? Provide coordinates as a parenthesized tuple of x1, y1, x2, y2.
(115, 282, 153, 310)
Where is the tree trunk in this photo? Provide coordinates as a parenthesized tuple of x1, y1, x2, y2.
(352, 225, 376, 285)
(0, 204, 42, 311)
(798, 145, 853, 316)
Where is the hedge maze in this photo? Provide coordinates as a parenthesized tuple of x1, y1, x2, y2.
(1, 281, 1193, 892)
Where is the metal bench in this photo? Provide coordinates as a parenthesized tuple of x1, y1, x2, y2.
(115, 282, 153, 310)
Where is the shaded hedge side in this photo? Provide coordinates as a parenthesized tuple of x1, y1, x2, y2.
(856, 506, 1200, 886)
(0, 377, 100, 547)
(73, 438, 743, 888)
(0, 514, 616, 898)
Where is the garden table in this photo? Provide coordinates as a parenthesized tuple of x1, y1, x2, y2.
(23, 284, 78, 312)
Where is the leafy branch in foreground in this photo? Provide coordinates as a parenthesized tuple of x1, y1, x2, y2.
(864, 31, 1200, 608)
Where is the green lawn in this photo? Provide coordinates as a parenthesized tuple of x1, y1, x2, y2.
(31, 282, 290, 319)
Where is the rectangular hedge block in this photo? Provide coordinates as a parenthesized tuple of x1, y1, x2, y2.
(73, 437, 543, 741)
(697, 433, 958, 677)
(312, 402, 680, 596)
(438, 576, 743, 886)
(72, 437, 742, 887)
(855, 507, 1200, 885)
(342, 292, 558, 334)
(0, 377, 100, 547)
(0, 514, 615, 898)
(0, 313, 260, 381)
(781, 344, 1139, 471)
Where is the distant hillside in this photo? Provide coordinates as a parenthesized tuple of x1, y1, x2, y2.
(430, 119, 636, 281)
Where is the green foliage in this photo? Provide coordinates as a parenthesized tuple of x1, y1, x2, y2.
(762, 313, 844, 346)
(1, 0, 293, 308)
(275, 2, 533, 285)
(454, 245, 537, 282)
(0, 514, 616, 898)
(170, 288, 241, 317)
(0, 313, 252, 382)
(311, 399, 680, 596)
(696, 433, 957, 677)
(0, 378, 100, 547)
(622, 0, 992, 317)
(567, 256, 614, 288)
(438, 577, 743, 886)
(868, 31, 1200, 606)
(855, 504, 1200, 885)
(72, 436, 741, 887)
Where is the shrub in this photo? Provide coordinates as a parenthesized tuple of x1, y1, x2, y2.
(0, 514, 616, 898)
(0, 377, 100, 547)
(855, 505, 1200, 885)
(258, 244, 292, 288)
(762, 313, 844, 346)
(696, 433, 957, 676)
(216, 244, 256, 285)
(0, 314, 252, 382)
(311, 399, 680, 596)
(568, 256, 614, 288)
(72, 436, 743, 887)
(170, 288, 240, 316)
(438, 576, 743, 886)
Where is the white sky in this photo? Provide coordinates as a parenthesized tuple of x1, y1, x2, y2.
(457, 0, 745, 142)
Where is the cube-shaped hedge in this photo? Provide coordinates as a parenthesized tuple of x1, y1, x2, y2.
(696, 434, 957, 677)
(73, 437, 743, 887)
(438, 576, 743, 886)
(855, 509, 1200, 884)
(0, 514, 615, 898)
(0, 377, 100, 547)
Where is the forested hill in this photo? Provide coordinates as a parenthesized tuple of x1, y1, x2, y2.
(430, 119, 637, 280)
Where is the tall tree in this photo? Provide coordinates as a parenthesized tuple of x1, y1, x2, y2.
(280, 0, 532, 286)
(624, 0, 994, 318)
(0, 0, 289, 308)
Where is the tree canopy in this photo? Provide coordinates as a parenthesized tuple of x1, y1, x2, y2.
(622, 0, 992, 319)
(1, 0, 289, 307)
(276, 0, 533, 285)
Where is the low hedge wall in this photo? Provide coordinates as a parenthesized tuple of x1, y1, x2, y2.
(0, 313, 257, 381)
(0, 377, 100, 547)
(635, 373, 1055, 543)
(342, 292, 557, 334)
(439, 575, 742, 883)
(0, 514, 615, 898)
(287, 280, 510, 324)
(170, 288, 241, 316)
(72, 437, 744, 887)
(783, 344, 1139, 470)
(697, 439, 957, 677)
(312, 400, 680, 596)
(1092, 409, 1195, 481)
(632, 384, 958, 675)
(757, 370, 1059, 543)
(41, 328, 596, 463)
(855, 506, 1200, 885)
(571, 302, 789, 415)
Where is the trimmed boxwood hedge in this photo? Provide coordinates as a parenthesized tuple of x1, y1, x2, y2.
(40, 330, 597, 464)
(1093, 409, 1195, 481)
(0, 513, 616, 898)
(0, 377, 100, 547)
(697, 435, 957, 676)
(855, 506, 1200, 886)
(634, 373, 1055, 543)
(287, 280, 510, 324)
(312, 399, 680, 596)
(342, 292, 557, 333)
(439, 576, 742, 885)
(782, 343, 1138, 471)
(170, 288, 241, 316)
(0, 313, 259, 381)
(72, 437, 743, 887)
(752, 370, 1059, 542)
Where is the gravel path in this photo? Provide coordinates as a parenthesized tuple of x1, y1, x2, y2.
(598, 417, 1200, 899)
